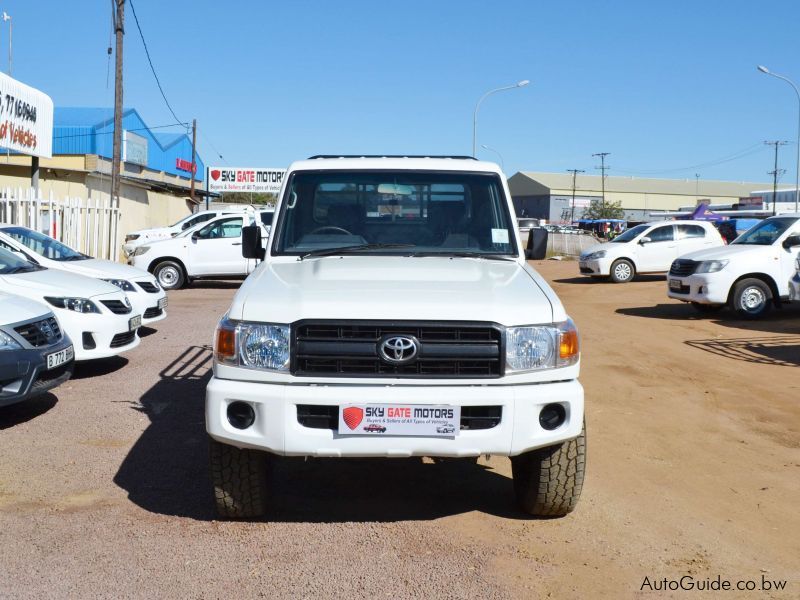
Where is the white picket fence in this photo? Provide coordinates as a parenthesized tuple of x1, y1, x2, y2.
(0, 188, 121, 261)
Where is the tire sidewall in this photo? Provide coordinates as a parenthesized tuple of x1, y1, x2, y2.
(154, 261, 185, 290)
(610, 259, 634, 283)
(732, 278, 771, 318)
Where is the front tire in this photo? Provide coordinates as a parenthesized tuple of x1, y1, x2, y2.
(731, 278, 772, 319)
(609, 259, 635, 283)
(511, 424, 586, 517)
(153, 260, 186, 290)
(209, 438, 270, 519)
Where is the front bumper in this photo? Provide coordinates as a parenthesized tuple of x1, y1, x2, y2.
(578, 258, 610, 276)
(789, 273, 800, 302)
(206, 377, 584, 458)
(0, 336, 74, 407)
(666, 273, 730, 304)
(54, 308, 141, 361)
(128, 283, 168, 326)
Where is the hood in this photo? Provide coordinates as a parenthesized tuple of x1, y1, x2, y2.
(0, 291, 52, 324)
(680, 244, 772, 261)
(231, 257, 556, 325)
(55, 258, 152, 280)
(0, 268, 122, 299)
(580, 242, 611, 257)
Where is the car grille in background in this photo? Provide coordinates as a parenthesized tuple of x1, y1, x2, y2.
(100, 300, 132, 315)
(137, 281, 159, 293)
(669, 259, 699, 277)
(110, 331, 136, 348)
(14, 317, 62, 347)
(293, 321, 502, 378)
(295, 404, 503, 430)
(143, 307, 163, 319)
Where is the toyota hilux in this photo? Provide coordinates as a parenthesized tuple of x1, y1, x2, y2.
(206, 156, 585, 519)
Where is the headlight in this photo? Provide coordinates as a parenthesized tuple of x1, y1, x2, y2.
(102, 278, 136, 292)
(695, 259, 728, 273)
(44, 297, 101, 313)
(132, 246, 150, 257)
(0, 329, 22, 351)
(214, 317, 290, 372)
(581, 250, 606, 260)
(506, 320, 579, 373)
(125, 234, 140, 242)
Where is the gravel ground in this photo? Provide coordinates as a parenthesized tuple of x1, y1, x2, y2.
(1, 263, 798, 599)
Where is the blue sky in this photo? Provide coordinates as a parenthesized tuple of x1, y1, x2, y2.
(6, 0, 800, 184)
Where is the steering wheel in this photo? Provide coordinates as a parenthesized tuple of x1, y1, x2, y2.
(309, 226, 353, 236)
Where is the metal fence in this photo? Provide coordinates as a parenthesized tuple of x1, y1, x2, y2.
(0, 188, 121, 261)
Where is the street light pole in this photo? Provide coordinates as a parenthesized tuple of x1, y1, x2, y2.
(472, 80, 529, 157)
(480, 144, 505, 172)
(758, 65, 800, 212)
(2, 12, 11, 76)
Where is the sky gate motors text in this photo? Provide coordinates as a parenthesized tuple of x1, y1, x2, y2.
(219, 169, 284, 184)
(366, 407, 455, 419)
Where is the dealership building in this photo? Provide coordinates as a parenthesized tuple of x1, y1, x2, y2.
(508, 171, 783, 223)
(0, 107, 205, 239)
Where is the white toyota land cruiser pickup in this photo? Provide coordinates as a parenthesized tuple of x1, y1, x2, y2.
(206, 156, 585, 519)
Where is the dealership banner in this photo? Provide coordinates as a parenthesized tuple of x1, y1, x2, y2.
(207, 167, 286, 193)
(0, 72, 53, 158)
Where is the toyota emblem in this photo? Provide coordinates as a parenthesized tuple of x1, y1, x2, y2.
(378, 335, 419, 364)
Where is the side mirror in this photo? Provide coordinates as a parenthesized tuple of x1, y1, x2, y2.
(191, 232, 200, 241)
(639, 236, 652, 245)
(782, 234, 800, 249)
(242, 225, 265, 260)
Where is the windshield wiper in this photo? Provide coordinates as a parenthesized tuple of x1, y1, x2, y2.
(298, 243, 415, 260)
(3, 265, 40, 274)
(408, 251, 516, 261)
(59, 255, 91, 261)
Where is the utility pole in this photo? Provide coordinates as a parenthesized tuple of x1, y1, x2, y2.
(111, 0, 124, 210)
(566, 169, 584, 223)
(592, 152, 610, 212)
(190, 118, 197, 202)
(765, 140, 788, 215)
(695, 173, 700, 203)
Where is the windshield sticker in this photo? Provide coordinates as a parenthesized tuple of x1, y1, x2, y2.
(492, 228, 509, 244)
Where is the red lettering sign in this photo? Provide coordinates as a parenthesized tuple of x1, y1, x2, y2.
(175, 158, 197, 173)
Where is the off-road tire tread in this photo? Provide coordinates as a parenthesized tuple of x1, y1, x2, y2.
(511, 425, 586, 517)
(209, 438, 269, 518)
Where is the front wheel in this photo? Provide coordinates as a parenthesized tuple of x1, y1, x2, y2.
(511, 424, 586, 517)
(209, 438, 270, 519)
(609, 259, 635, 283)
(153, 260, 186, 290)
(731, 278, 772, 319)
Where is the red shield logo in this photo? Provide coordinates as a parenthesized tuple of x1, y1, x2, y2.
(342, 406, 364, 430)
(210, 169, 221, 181)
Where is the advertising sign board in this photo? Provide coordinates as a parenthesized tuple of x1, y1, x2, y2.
(0, 72, 53, 158)
(207, 167, 286, 194)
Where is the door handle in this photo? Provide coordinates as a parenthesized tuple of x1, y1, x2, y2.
(231, 242, 242, 246)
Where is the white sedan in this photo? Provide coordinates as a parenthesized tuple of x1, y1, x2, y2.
(0, 247, 141, 361)
(0, 225, 167, 326)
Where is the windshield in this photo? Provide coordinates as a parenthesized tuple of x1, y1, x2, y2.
(0, 246, 44, 274)
(732, 217, 798, 246)
(610, 224, 648, 243)
(1, 226, 89, 261)
(272, 171, 517, 256)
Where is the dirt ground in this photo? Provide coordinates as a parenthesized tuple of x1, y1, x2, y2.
(1, 260, 798, 599)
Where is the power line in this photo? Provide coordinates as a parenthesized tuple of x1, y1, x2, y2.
(53, 122, 190, 140)
(613, 143, 770, 175)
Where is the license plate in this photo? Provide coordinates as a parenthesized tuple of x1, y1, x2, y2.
(669, 279, 682, 290)
(157, 297, 168, 310)
(339, 404, 461, 437)
(129, 315, 142, 331)
(46, 345, 74, 370)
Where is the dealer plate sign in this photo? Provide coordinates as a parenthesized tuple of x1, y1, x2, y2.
(339, 404, 460, 437)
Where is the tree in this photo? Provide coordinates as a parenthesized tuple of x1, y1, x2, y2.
(581, 199, 625, 220)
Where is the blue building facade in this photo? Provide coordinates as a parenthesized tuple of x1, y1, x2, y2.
(53, 107, 204, 182)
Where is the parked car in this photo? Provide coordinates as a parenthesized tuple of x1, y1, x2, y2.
(0, 247, 141, 360)
(667, 214, 800, 317)
(579, 220, 724, 283)
(363, 424, 386, 433)
(206, 156, 585, 519)
(790, 256, 800, 303)
(128, 210, 271, 290)
(0, 292, 74, 407)
(0, 225, 167, 326)
(436, 425, 456, 434)
(122, 207, 251, 257)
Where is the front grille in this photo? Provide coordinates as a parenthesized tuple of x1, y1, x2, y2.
(143, 307, 163, 319)
(101, 300, 132, 315)
(137, 281, 160, 293)
(14, 317, 62, 347)
(293, 321, 503, 378)
(579, 266, 594, 274)
(110, 331, 136, 348)
(670, 259, 699, 277)
(295, 404, 502, 431)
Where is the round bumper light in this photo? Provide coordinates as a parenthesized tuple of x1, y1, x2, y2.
(227, 401, 256, 430)
(539, 403, 566, 431)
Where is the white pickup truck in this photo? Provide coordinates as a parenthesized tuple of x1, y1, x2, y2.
(667, 214, 800, 317)
(206, 156, 585, 519)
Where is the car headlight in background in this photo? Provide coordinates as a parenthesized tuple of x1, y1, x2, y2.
(214, 317, 290, 372)
(795, 257, 800, 271)
(506, 320, 579, 373)
(0, 329, 22, 351)
(102, 278, 136, 292)
(132, 246, 150, 257)
(581, 250, 606, 260)
(695, 259, 729, 273)
(43, 297, 101, 314)
(125, 234, 140, 242)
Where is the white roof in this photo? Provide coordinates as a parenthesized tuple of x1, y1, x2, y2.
(288, 156, 502, 174)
